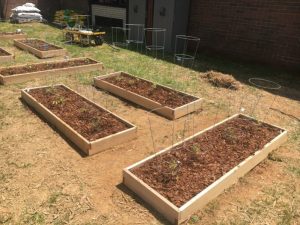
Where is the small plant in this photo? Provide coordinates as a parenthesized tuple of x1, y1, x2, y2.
(90, 118, 102, 132)
(128, 79, 136, 85)
(151, 83, 157, 90)
(223, 127, 237, 143)
(169, 159, 179, 171)
(191, 143, 201, 154)
(189, 215, 200, 224)
(23, 212, 45, 224)
(128, 78, 137, 85)
(268, 153, 283, 162)
(168, 159, 181, 176)
(52, 96, 65, 106)
(45, 86, 55, 94)
(115, 76, 124, 82)
(160, 158, 181, 184)
(48, 192, 61, 205)
(79, 108, 89, 114)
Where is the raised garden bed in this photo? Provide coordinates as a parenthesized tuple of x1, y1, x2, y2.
(0, 31, 27, 40)
(123, 114, 287, 224)
(0, 47, 13, 62)
(0, 57, 103, 85)
(14, 38, 66, 58)
(94, 72, 202, 120)
(22, 84, 137, 156)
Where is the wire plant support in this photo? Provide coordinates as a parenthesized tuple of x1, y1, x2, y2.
(144, 28, 166, 58)
(111, 26, 130, 48)
(125, 24, 144, 51)
(248, 78, 281, 121)
(174, 35, 200, 67)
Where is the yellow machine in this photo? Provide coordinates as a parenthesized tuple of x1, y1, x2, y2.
(63, 28, 105, 46)
(62, 15, 105, 46)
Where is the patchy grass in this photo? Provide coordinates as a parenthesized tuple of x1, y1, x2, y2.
(48, 192, 62, 205)
(204, 200, 220, 215)
(288, 166, 300, 177)
(0, 22, 299, 225)
(208, 182, 299, 225)
(21, 212, 45, 225)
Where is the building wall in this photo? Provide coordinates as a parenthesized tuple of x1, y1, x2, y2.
(1, 0, 60, 20)
(0, 0, 4, 18)
(128, 0, 146, 25)
(188, 0, 300, 69)
(37, 0, 61, 20)
(153, 0, 175, 51)
(61, 0, 89, 14)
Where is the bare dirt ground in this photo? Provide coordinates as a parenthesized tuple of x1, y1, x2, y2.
(0, 23, 299, 225)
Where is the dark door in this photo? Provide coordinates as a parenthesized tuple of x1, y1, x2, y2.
(145, 0, 154, 44)
(146, 0, 154, 28)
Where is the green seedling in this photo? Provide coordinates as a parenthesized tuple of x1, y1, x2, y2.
(151, 83, 157, 90)
(189, 215, 200, 224)
(91, 118, 102, 132)
(52, 96, 65, 106)
(45, 86, 56, 95)
(169, 159, 178, 170)
(191, 143, 201, 154)
(128, 79, 136, 85)
(168, 159, 181, 177)
(79, 108, 89, 114)
(223, 127, 237, 143)
(115, 76, 124, 82)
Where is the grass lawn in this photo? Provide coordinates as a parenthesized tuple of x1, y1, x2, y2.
(0, 22, 299, 225)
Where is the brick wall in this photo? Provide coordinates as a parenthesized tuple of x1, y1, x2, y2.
(188, 0, 300, 70)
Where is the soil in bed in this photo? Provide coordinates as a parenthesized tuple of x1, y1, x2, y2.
(103, 73, 198, 108)
(0, 58, 97, 76)
(0, 48, 10, 56)
(131, 115, 282, 207)
(20, 39, 62, 51)
(28, 85, 130, 141)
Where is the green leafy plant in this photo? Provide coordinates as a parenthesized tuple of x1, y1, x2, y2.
(189, 215, 200, 224)
(115, 75, 124, 82)
(168, 159, 181, 177)
(151, 83, 157, 90)
(191, 143, 201, 154)
(90, 118, 103, 132)
(45, 86, 55, 94)
(128, 79, 136, 85)
(223, 127, 237, 143)
(169, 159, 178, 170)
(52, 96, 65, 106)
(79, 108, 89, 114)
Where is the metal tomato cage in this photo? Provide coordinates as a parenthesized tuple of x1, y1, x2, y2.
(111, 26, 130, 48)
(144, 28, 166, 58)
(125, 23, 145, 51)
(174, 35, 200, 67)
(247, 78, 281, 120)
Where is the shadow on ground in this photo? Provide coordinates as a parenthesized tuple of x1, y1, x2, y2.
(101, 27, 299, 102)
(116, 183, 172, 225)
